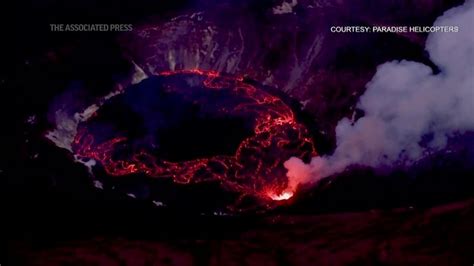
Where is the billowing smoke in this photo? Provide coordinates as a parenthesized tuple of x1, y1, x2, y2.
(284, 0, 474, 189)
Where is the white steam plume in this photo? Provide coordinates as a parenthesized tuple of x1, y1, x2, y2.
(284, 0, 474, 188)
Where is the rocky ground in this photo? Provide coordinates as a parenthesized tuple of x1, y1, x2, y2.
(6, 198, 474, 265)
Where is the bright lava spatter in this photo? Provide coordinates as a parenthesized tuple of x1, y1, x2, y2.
(72, 69, 316, 206)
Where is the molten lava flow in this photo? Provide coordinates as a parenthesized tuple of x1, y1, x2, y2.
(268, 191, 294, 201)
(72, 69, 316, 207)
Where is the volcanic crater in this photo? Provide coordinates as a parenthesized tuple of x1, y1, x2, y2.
(72, 70, 316, 211)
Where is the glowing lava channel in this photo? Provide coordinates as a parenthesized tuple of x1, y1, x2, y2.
(72, 69, 316, 205)
(268, 191, 294, 201)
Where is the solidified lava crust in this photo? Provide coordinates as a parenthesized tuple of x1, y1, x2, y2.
(72, 70, 316, 208)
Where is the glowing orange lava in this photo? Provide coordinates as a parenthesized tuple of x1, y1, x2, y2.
(72, 69, 316, 208)
(268, 191, 294, 201)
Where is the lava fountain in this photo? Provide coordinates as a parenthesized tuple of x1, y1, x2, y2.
(72, 69, 316, 209)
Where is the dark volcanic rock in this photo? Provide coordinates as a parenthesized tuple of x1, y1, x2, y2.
(8, 199, 474, 266)
(119, 0, 462, 139)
